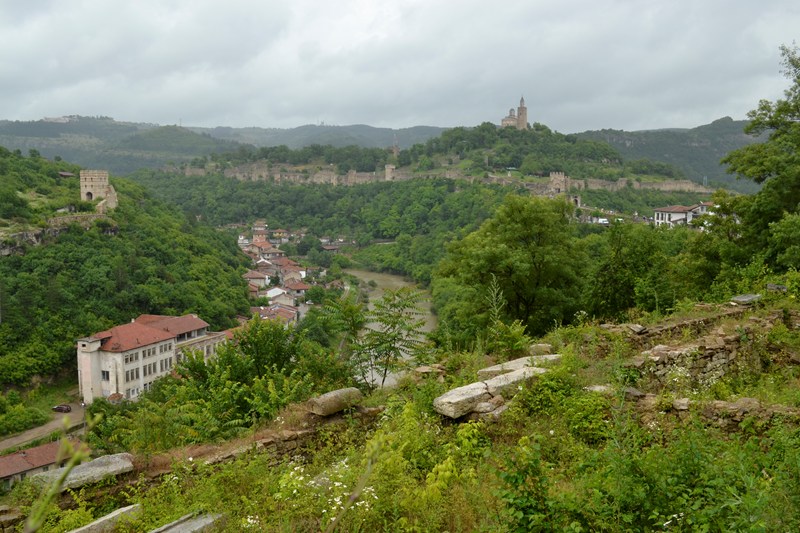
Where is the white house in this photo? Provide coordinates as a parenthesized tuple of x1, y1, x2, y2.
(653, 202, 713, 228)
(77, 314, 227, 404)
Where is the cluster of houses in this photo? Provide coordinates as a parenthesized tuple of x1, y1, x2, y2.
(238, 219, 344, 327)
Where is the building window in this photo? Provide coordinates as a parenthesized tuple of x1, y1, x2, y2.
(101, 370, 110, 381)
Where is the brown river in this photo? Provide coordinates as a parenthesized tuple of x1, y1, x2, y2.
(344, 269, 437, 333)
(344, 269, 437, 387)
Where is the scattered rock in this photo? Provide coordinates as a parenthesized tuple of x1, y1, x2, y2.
(730, 293, 762, 306)
(489, 395, 505, 408)
(627, 324, 648, 335)
(307, 387, 363, 416)
(70, 504, 141, 533)
(433, 382, 491, 418)
(584, 385, 614, 395)
(529, 343, 553, 355)
(624, 387, 646, 400)
(477, 354, 561, 379)
(484, 367, 547, 397)
(672, 398, 691, 411)
(472, 402, 497, 414)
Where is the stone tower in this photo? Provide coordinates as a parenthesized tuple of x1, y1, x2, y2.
(517, 96, 528, 130)
(80, 170, 118, 211)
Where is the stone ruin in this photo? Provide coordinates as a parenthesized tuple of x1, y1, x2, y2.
(432, 344, 561, 420)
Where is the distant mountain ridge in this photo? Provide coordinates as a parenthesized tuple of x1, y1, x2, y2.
(575, 117, 764, 192)
(193, 123, 446, 150)
(0, 116, 445, 174)
(0, 115, 761, 190)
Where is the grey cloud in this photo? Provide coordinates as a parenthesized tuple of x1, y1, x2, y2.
(1, 0, 798, 132)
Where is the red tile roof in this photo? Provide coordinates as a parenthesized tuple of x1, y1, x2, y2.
(251, 305, 298, 324)
(90, 315, 209, 352)
(93, 322, 174, 352)
(285, 281, 311, 291)
(0, 440, 78, 479)
(135, 314, 209, 335)
(655, 205, 693, 213)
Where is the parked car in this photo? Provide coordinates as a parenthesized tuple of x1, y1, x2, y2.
(52, 404, 71, 413)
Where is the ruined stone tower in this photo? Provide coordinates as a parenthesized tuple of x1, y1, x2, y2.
(80, 170, 118, 212)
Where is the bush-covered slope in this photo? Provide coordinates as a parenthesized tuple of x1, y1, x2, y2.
(0, 151, 251, 385)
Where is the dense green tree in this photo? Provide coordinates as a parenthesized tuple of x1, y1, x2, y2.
(721, 44, 800, 267)
(434, 195, 587, 338)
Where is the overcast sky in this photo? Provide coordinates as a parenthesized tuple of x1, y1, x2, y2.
(1, 1, 798, 133)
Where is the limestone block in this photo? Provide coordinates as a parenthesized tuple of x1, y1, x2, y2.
(730, 293, 762, 306)
(584, 385, 614, 395)
(529, 343, 553, 355)
(477, 354, 561, 379)
(32, 453, 134, 491)
(150, 513, 225, 532)
(71, 504, 141, 533)
(307, 387, 363, 416)
(484, 367, 547, 397)
(672, 398, 691, 411)
(473, 401, 497, 413)
(433, 382, 491, 418)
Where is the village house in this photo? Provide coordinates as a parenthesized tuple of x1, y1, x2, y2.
(0, 440, 82, 489)
(246, 242, 286, 260)
(653, 202, 713, 228)
(243, 269, 269, 288)
(77, 314, 227, 404)
(285, 280, 311, 300)
(250, 304, 299, 327)
(270, 228, 289, 244)
(266, 287, 295, 307)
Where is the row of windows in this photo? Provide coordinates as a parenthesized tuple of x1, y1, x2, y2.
(124, 343, 173, 365)
(125, 368, 140, 382)
(160, 357, 174, 372)
(142, 362, 157, 377)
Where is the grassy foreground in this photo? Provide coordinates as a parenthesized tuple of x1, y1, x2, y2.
(12, 297, 800, 532)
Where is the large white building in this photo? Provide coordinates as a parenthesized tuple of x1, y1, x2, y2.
(77, 314, 227, 404)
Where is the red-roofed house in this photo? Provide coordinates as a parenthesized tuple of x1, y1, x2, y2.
(0, 440, 81, 489)
(285, 281, 311, 299)
(77, 314, 227, 404)
(250, 304, 299, 327)
(243, 269, 269, 288)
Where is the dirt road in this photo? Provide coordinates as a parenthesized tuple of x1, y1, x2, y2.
(0, 402, 85, 451)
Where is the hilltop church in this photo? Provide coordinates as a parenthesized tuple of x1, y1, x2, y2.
(501, 97, 528, 129)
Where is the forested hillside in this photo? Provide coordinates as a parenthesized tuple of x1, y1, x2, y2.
(0, 150, 251, 385)
(577, 116, 765, 192)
